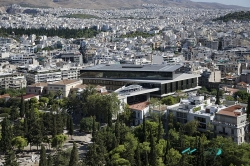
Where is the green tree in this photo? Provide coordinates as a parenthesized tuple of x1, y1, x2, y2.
(225, 96, 235, 101)
(4, 150, 18, 166)
(215, 88, 221, 105)
(10, 107, 19, 120)
(134, 120, 164, 142)
(51, 134, 67, 150)
(0, 118, 13, 153)
(28, 119, 43, 150)
(184, 120, 199, 136)
(13, 120, 24, 137)
(135, 145, 142, 166)
(80, 117, 94, 132)
(47, 154, 53, 166)
(11, 136, 28, 151)
(247, 96, 250, 118)
(69, 142, 79, 166)
(39, 145, 47, 166)
(166, 148, 182, 166)
(161, 96, 175, 105)
(119, 104, 132, 126)
(20, 95, 25, 118)
(149, 129, 157, 166)
(68, 115, 74, 139)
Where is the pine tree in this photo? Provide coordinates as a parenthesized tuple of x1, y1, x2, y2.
(143, 114, 146, 142)
(39, 145, 47, 166)
(28, 119, 43, 150)
(215, 88, 221, 105)
(247, 96, 250, 118)
(4, 150, 18, 166)
(136, 146, 142, 166)
(25, 101, 30, 114)
(92, 116, 96, 139)
(69, 142, 79, 166)
(149, 129, 157, 166)
(20, 95, 25, 118)
(0, 118, 13, 153)
(157, 115, 162, 143)
(52, 116, 57, 137)
(47, 154, 53, 166)
(24, 117, 28, 137)
(144, 151, 149, 166)
(114, 116, 120, 145)
(68, 116, 74, 140)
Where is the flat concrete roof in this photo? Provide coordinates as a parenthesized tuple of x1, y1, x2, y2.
(118, 88, 160, 97)
(82, 64, 183, 72)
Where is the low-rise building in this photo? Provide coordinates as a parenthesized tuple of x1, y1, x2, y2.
(212, 105, 248, 145)
(0, 72, 27, 89)
(26, 82, 48, 95)
(47, 79, 82, 97)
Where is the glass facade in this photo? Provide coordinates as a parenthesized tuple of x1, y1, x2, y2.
(81, 71, 173, 80)
(82, 77, 198, 96)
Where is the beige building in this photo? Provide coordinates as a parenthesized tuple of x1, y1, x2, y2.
(199, 70, 221, 88)
(47, 79, 82, 97)
(212, 105, 248, 145)
(26, 82, 48, 95)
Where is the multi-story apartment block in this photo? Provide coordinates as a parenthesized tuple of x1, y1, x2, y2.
(0, 73, 27, 89)
(167, 96, 214, 132)
(60, 52, 83, 65)
(61, 68, 80, 80)
(199, 70, 221, 88)
(26, 70, 62, 85)
(167, 94, 248, 145)
(212, 105, 248, 145)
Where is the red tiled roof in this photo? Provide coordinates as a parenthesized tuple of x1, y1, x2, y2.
(0, 94, 10, 98)
(17, 94, 39, 100)
(217, 105, 244, 117)
(129, 101, 149, 111)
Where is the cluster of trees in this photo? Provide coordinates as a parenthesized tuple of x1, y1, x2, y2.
(0, 27, 100, 39)
(81, 112, 250, 166)
(120, 31, 156, 38)
(0, 91, 75, 165)
(2, 86, 250, 166)
(213, 11, 250, 22)
(0, 87, 123, 165)
(60, 14, 100, 19)
(0, 88, 26, 97)
(197, 87, 223, 97)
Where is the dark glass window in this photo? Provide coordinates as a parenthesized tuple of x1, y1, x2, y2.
(81, 71, 173, 80)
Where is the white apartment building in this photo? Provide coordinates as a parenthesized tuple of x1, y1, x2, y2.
(61, 68, 80, 80)
(167, 96, 215, 132)
(0, 73, 27, 89)
(26, 70, 62, 85)
(167, 95, 248, 145)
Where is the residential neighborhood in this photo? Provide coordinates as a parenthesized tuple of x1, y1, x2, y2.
(0, 2, 250, 166)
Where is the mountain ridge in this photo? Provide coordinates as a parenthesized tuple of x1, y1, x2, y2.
(0, 0, 246, 10)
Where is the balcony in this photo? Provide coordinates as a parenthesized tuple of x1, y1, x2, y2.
(213, 120, 248, 128)
(218, 131, 228, 136)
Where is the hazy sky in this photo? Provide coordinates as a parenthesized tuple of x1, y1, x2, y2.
(191, 0, 250, 7)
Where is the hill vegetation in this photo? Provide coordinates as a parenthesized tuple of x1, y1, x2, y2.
(213, 11, 250, 22)
(0, 27, 100, 39)
(1, 87, 250, 165)
(60, 14, 100, 19)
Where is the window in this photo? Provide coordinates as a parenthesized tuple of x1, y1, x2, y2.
(231, 129, 234, 135)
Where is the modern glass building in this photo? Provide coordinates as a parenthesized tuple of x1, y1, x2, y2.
(80, 64, 201, 97)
